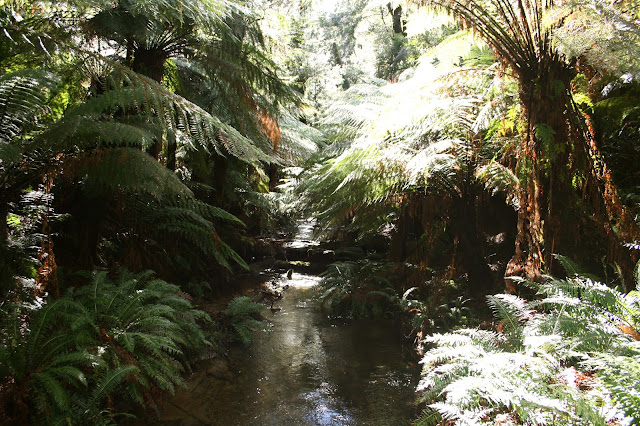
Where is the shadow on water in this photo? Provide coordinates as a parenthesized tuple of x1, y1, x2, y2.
(151, 271, 420, 425)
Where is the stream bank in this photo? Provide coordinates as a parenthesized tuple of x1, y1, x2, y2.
(140, 220, 421, 425)
(149, 271, 420, 425)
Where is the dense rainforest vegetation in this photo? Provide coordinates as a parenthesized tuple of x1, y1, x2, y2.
(1, 0, 639, 424)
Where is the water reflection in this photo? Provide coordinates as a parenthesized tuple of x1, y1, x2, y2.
(154, 272, 419, 425)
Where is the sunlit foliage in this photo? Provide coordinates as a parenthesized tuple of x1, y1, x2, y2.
(416, 275, 640, 425)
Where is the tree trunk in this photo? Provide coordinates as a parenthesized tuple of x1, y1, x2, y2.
(390, 204, 409, 262)
(386, 3, 406, 35)
(213, 154, 229, 204)
(454, 195, 494, 296)
(505, 61, 639, 290)
(166, 131, 177, 171)
(268, 163, 279, 192)
(506, 63, 573, 287)
(0, 197, 7, 242)
(131, 48, 167, 160)
(131, 48, 167, 84)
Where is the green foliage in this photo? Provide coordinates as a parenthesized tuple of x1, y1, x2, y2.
(416, 276, 640, 425)
(0, 0, 313, 286)
(318, 259, 399, 318)
(375, 32, 416, 80)
(401, 279, 477, 343)
(0, 69, 57, 147)
(411, 23, 462, 53)
(438, 295, 472, 327)
(0, 269, 211, 424)
(593, 79, 640, 215)
(224, 296, 266, 345)
(545, 0, 640, 75)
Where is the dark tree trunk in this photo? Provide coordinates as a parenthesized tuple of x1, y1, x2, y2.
(131, 47, 168, 160)
(131, 48, 167, 84)
(454, 196, 494, 297)
(390, 204, 409, 262)
(386, 3, 406, 35)
(0, 198, 7, 242)
(213, 154, 229, 204)
(53, 183, 107, 270)
(268, 163, 279, 192)
(166, 131, 177, 171)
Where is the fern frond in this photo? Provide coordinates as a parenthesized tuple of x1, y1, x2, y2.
(225, 296, 266, 345)
(90, 365, 140, 405)
(32, 371, 71, 412)
(487, 294, 534, 348)
(475, 161, 520, 208)
(225, 296, 266, 318)
(0, 69, 57, 145)
(74, 148, 193, 199)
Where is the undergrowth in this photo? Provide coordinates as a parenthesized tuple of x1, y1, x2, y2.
(414, 276, 640, 425)
(317, 259, 399, 318)
(224, 296, 267, 345)
(0, 269, 213, 424)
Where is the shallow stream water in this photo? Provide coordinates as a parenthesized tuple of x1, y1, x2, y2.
(151, 221, 420, 425)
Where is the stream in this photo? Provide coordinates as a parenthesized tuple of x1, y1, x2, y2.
(151, 221, 420, 425)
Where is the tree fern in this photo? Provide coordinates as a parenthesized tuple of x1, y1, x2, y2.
(297, 35, 506, 246)
(417, 275, 640, 425)
(91, 191, 249, 276)
(0, 269, 213, 423)
(73, 148, 193, 199)
(42, 67, 272, 163)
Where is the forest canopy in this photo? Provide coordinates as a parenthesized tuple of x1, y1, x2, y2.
(1, 0, 639, 424)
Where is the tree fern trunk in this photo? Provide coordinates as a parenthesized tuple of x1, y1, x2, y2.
(454, 193, 494, 296)
(506, 64, 639, 289)
(166, 131, 177, 171)
(0, 198, 7, 242)
(390, 203, 409, 262)
(268, 163, 279, 192)
(131, 48, 168, 161)
(507, 64, 572, 286)
(213, 153, 229, 204)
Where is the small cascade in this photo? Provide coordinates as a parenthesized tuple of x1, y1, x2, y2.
(283, 218, 320, 250)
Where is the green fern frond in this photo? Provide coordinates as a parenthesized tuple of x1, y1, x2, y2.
(225, 295, 265, 318)
(596, 349, 640, 423)
(75, 148, 193, 199)
(475, 161, 520, 208)
(225, 296, 266, 345)
(90, 365, 140, 405)
(487, 294, 534, 348)
(553, 254, 602, 281)
(169, 198, 245, 226)
(418, 273, 640, 425)
(544, 0, 640, 75)
(277, 111, 326, 164)
(32, 371, 71, 412)
(0, 69, 57, 145)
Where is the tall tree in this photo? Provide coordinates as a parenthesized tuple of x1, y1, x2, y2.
(416, 0, 639, 288)
(0, 0, 299, 285)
